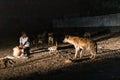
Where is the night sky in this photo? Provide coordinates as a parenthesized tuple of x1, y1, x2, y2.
(0, 0, 120, 33)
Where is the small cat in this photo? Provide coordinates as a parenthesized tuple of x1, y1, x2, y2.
(48, 41, 57, 52)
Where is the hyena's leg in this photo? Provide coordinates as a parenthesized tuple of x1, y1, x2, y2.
(90, 49, 96, 59)
(74, 47, 79, 59)
(48, 37, 50, 45)
(90, 42, 97, 59)
(49, 37, 53, 45)
(79, 49, 84, 59)
(51, 38, 54, 45)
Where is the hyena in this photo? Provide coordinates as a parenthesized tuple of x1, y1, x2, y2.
(48, 32, 54, 45)
(63, 35, 96, 59)
(37, 31, 46, 43)
(29, 34, 38, 47)
(30, 32, 46, 47)
(84, 32, 91, 38)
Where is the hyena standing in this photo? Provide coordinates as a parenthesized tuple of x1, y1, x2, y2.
(63, 35, 96, 59)
(84, 32, 91, 38)
(48, 32, 54, 45)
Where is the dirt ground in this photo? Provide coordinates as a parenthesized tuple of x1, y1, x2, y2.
(0, 31, 120, 80)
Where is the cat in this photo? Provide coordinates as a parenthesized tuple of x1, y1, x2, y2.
(48, 41, 57, 52)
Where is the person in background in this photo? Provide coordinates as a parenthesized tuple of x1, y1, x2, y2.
(19, 32, 30, 57)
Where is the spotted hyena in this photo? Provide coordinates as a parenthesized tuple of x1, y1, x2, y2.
(63, 35, 96, 59)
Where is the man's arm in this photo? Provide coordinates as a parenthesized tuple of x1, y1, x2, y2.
(19, 37, 23, 48)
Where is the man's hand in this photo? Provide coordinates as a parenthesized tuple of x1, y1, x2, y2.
(19, 43, 23, 49)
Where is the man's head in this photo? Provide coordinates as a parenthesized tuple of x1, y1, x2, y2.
(22, 32, 27, 38)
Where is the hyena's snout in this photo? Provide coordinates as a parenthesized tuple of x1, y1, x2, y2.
(63, 40, 65, 43)
(63, 38, 67, 43)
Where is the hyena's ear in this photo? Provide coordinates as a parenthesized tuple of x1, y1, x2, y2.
(65, 35, 69, 38)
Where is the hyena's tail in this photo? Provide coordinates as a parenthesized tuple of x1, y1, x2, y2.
(94, 41, 97, 54)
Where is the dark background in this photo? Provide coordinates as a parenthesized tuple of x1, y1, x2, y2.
(0, 0, 120, 35)
(0, 1, 120, 80)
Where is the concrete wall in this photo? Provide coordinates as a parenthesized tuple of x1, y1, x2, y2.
(53, 13, 120, 27)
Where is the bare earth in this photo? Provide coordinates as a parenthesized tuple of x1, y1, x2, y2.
(0, 32, 120, 80)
